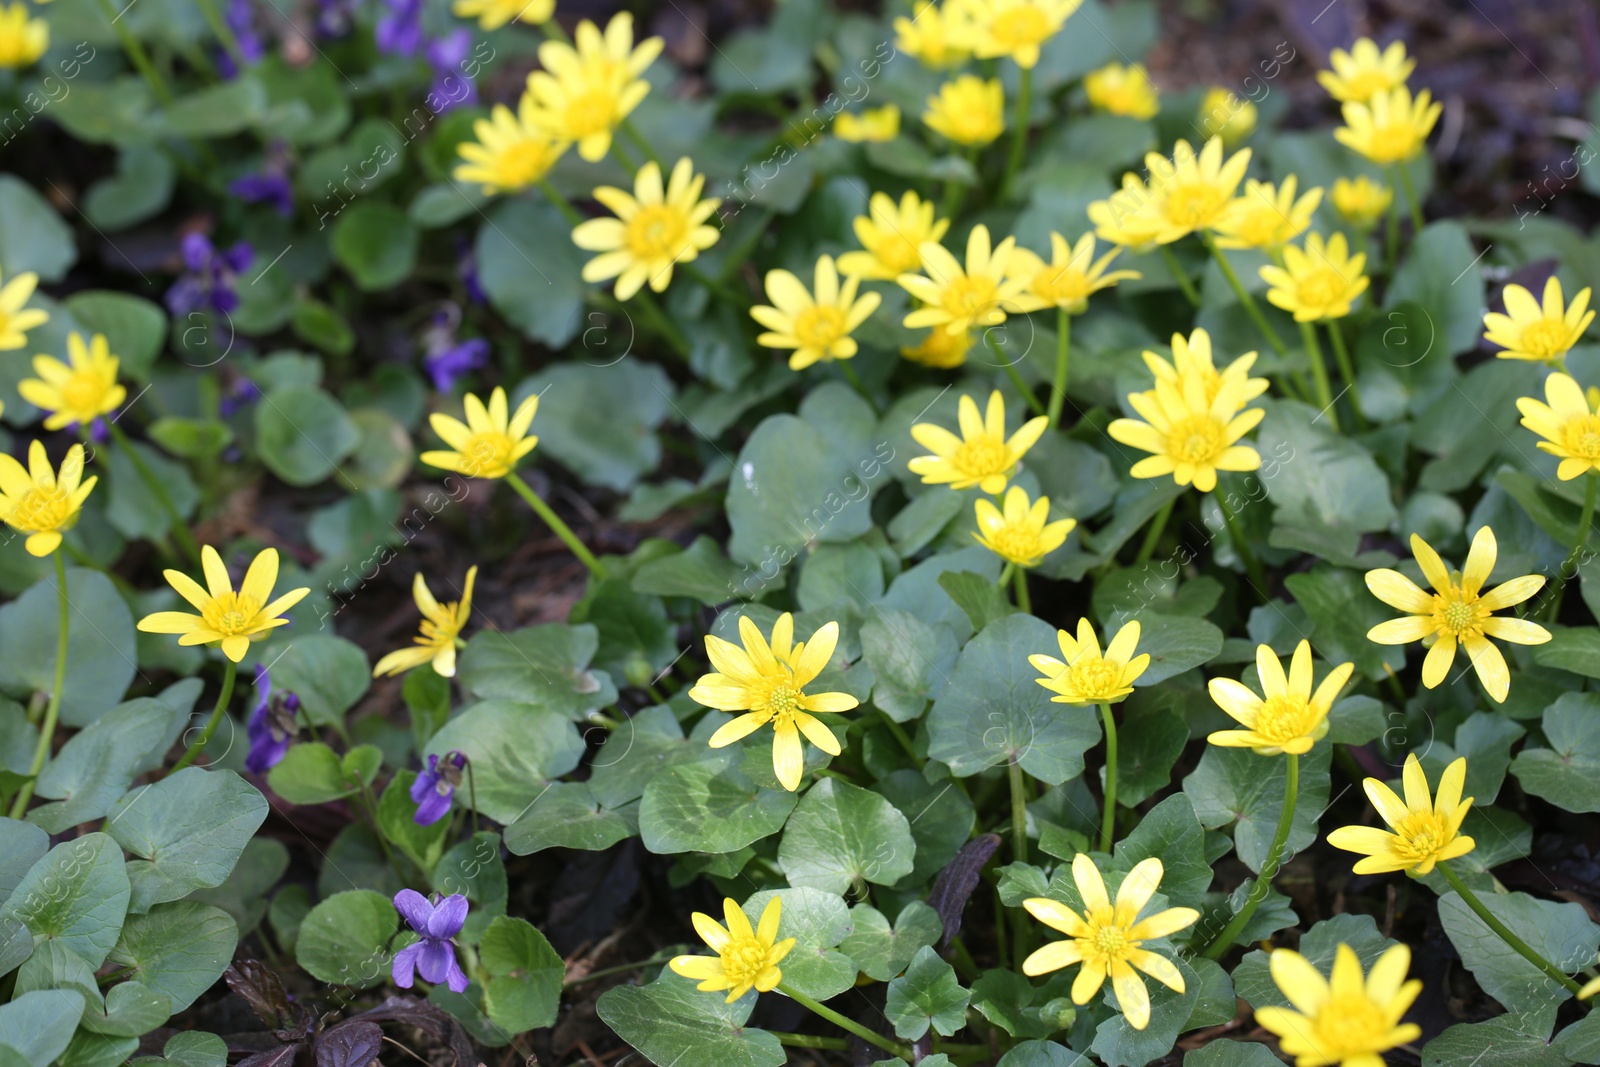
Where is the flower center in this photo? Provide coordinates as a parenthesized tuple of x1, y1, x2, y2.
(202, 591, 264, 636)
(993, 5, 1050, 46)
(1036, 268, 1089, 304)
(625, 204, 689, 261)
(1343, 71, 1393, 101)
(1162, 182, 1229, 228)
(460, 431, 517, 479)
(500, 140, 556, 187)
(875, 235, 922, 275)
(1431, 591, 1484, 638)
(1166, 415, 1226, 464)
(721, 937, 771, 987)
(1233, 210, 1283, 248)
(953, 434, 1007, 477)
(10, 487, 72, 533)
(793, 306, 847, 349)
(987, 523, 1041, 564)
(1393, 811, 1450, 862)
(1254, 695, 1314, 742)
(1312, 993, 1392, 1056)
(566, 87, 616, 137)
(1519, 318, 1573, 359)
(62, 372, 108, 415)
(1297, 269, 1348, 310)
(943, 275, 998, 318)
(1067, 655, 1122, 700)
(1367, 122, 1417, 163)
(1561, 415, 1600, 457)
(419, 606, 463, 648)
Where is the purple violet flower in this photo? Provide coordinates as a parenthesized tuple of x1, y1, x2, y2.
(457, 244, 487, 305)
(220, 377, 263, 418)
(376, 0, 424, 57)
(167, 234, 254, 317)
(229, 172, 294, 217)
(246, 665, 300, 774)
(315, 0, 356, 39)
(411, 751, 466, 825)
(218, 0, 266, 78)
(425, 29, 478, 112)
(424, 338, 489, 393)
(391, 890, 470, 993)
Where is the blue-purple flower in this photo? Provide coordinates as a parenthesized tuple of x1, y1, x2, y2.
(458, 243, 487, 305)
(376, 0, 424, 56)
(425, 29, 478, 113)
(220, 376, 263, 418)
(391, 890, 470, 993)
(218, 0, 266, 78)
(412, 751, 466, 825)
(246, 664, 300, 773)
(315, 0, 356, 38)
(167, 234, 253, 317)
(229, 145, 295, 218)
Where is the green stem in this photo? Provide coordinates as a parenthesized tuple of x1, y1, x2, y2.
(990, 332, 1046, 416)
(1134, 497, 1175, 566)
(998, 65, 1032, 204)
(537, 179, 585, 227)
(1205, 235, 1287, 357)
(1384, 188, 1401, 276)
(193, 0, 246, 72)
(1438, 862, 1586, 998)
(1159, 245, 1201, 307)
(997, 561, 1015, 590)
(1325, 320, 1366, 430)
(611, 138, 641, 175)
(1008, 757, 1029, 865)
(621, 119, 666, 170)
(108, 422, 201, 565)
(778, 983, 911, 1059)
(1098, 703, 1118, 853)
(1215, 490, 1267, 594)
(771, 1033, 848, 1051)
(1396, 164, 1426, 232)
(504, 472, 609, 579)
(563, 953, 677, 987)
(631, 288, 693, 359)
(1012, 564, 1031, 615)
(1299, 321, 1339, 432)
(875, 706, 924, 770)
(8, 551, 69, 817)
(95, 0, 175, 104)
(1547, 472, 1597, 623)
(838, 361, 874, 409)
(1048, 308, 1071, 430)
(170, 659, 238, 773)
(1202, 752, 1298, 959)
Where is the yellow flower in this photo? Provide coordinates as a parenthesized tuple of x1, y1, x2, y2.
(1021, 855, 1198, 1031)
(0, 441, 96, 557)
(923, 74, 1005, 147)
(1364, 527, 1549, 703)
(454, 96, 569, 195)
(1198, 86, 1257, 146)
(1087, 173, 1168, 250)
(1030, 618, 1150, 705)
(964, 0, 1083, 70)
(373, 567, 478, 679)
(1140, 327, 1268, 408)
(901, 326, 973, 369)
(451, 0, 552, 30)
(834, 105, 900, 143)
(1256, 943, 1422, 1067)
(137, 546, 310, 663)
(1483, 276, 1594, 363)
(1208, 641, 1354, 756)
(908, 389, 1048, 495)
(572, 158, 720, 300)
(1212, 177, 1323, 251)
(0, 3, 46, 69)
(1260, 231, 1370, 322)
(973, 485, 1075, 568)
(899, 224, 1027, 336)
(1084, 62, 1160, 120)
(893, 1, 970, 68)
(1330, 176, 1393, 228)
(1579, 974, 1600, 1000)
(526, 13, 663, 162)
(18, 333, 127, 431)
(1007, 232, 1140, 314)
(688, 613, 858, 792)
(838, 190, 950, 282)
(0, 269, 46, 349)
(1518, 372, 1600, 479)
(420, 387, 540, 480)
(1113, 137, 1253, 247)
(750, 255, 880, 372)
(1108, 373, 1263, 493)
(1328, 754, 1475, 876)
(669, 897, 795, 1003)
(1317, 38, 1416, 104)
(1334, 85, 1441, 165)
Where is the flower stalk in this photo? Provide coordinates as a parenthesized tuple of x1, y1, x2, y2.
(1202, 752, 1298, 959)
(1098, 702, 1119, 852)
(1437, 862, 1586, 998)
(505, 471, 609, 579)
(107, 421, 202, 566)
(998, 66, 1032, 204)
(8, 550, 69, 818)
(1159, 246, 1201, 307)
(1048, 308, 1071, 430)
(1298, 320, 1339, 432)
(778, 983, 911, 1059)
(169, 659, 238, 774)
(1548, 472, 1598, 623)
(1205, 235, 1288, 357)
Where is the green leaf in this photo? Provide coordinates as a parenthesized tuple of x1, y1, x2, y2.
(254, 386, 360, 487)
(1419, 711, 1524, 806)
(503, 782, 635, 855)
(432, 833, 508, 941)
(639, 750, 799, 855)
(570, 579, 676, 680)
(1532, 625, 1600, 680)
(78, 981, 171, 1037)
(293, 890, 396, 990)
(83, 146, 176, 233)
(268, 635, 371, 727)
(1113, 704, 1188, 807)
(108, 902, 237, 1012)
(0, 819, 47, 906)
(147, 418, 232, 461)
(108, 768, 269, 912)
(187, 835, 288, 936)
(873, 768, 977, 889)
(1386, 221, 1486, 357)
(255, 57, 350, 145)
(1108, 612, 1223, 686)
(1232, 913, 1397, 1009)
(30, 698, 175, 832)
(1183, 744, 1331, 874)
(0, 990, 85, 1067)
(424, 701, 586, 825)
(156, 76, 266, 138)
(376, 770, 449, 871)
(631, 535, 745, 604)
(458, 624, 618, 721)
(595, 973, 786, 1067)
(511, 361, 675, 491)
(742, 887, 855, 1000)
(106, 440, 199, 543)
(2, 833, 129, 968)
(62, 1031, 140, 1067)
(341, 743, 383, 789)
(62, 292, 167, 379)
(997, 1042, 1088, 1066)
(1181, 1043, 1282, 1067)
(1555, 1009, 1600, 1064)
(968, 970, 1056, 1040)
(1256, 399, 1397, 534)
(1088, 956, 1200, 1067)
(1439, 889, 1599, 1013)
(0, 175, 75, 282)
(840, 902, 943, 982)
(0, 568, 136, 728)
(1423, 1012, 1569, 1067)
(778, 778, 915, 894)
(1112, 795, 1211, 909)
(479, 916, 564, 1033)
(1412, 361, 1541, 492)
(291, 298, 356, 357)
(331, 200, 418, 291)
(587, 705, 698, 809)
(1511, 692, 1600, 812)
(267, 742, 357, 806)
(475, 199, 586, 348)
(936, 571, 1016, 635)
(884, 946, 970, 1041)
(1283, 568, 1405, 681)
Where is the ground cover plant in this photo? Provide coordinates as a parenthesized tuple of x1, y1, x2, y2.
(0, 0, 1599, 1064)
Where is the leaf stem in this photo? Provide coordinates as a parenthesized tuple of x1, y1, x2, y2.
(1098, 702, 1118, 852)
(1159, 245, 1201, 307)
(990, 331, 1046, 416)
(1396, 163, 1426, 232)
(1214, 489, 1267, 594)
(1008, 757, 1029, 865)
(1202, 752, 1298, 959)
(1205, 235, 1287, 357)
(1048, 308, 1071, 430)
(1438, 861, 1587, 998)
(1298, 320, 1339, 432)
(875, 706, 924, 770)
(1325, 319, 1367, 431)
(1012, 564, 1031, 615)
(777, 983, 911, 1059)
(504, 472, 609, 579)
(771, 1032, 848, 1051)
(95, 0, 175, 104)
(107, 421, 202, 566)
(8, 550, 70, 817)
(1134, 497, 1175, 566)
(563, 953, 677, 987)
(170, 658, 238, 773)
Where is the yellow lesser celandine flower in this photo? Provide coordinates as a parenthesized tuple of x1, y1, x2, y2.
(899, 224, 1026, 336)
(908, 390, 1048, 494)
(689, 613, 858, 792)
(834, 105, 900, 143)
(669, 897, 795, 1003)
(923, 74, 1005, 147)
(1198, 86, 1257, 146)
(1364, 527, 1549, 703)
(1083, 62, 1160, 120)
(451, 0, 552, 30)
(1007, 232, 1140, 314)
(1256, 943, 1423, 1067)
(1330, 175, 1394, 228)
(1140, 327, 1268, 407)
(18, 333, 127, 431)
(571, 158, 720, 300)
(1260, 232, 1371, 322)
(1212, 177, 1323, 251)
(894, 1, 970, 68)
(1317, 37, 1416, 103)
(838, 190, 950, 282)
(962, 0, 1083, 70)
(1334, 85, 1441, 165)
(1121, 137, 1253, 246)
(373, 566, 478, 679)
(421, 387, 540, 480)
(901, 326, 972, 369)
(454, 97, 569, 195)
(1087, 173, 1167, 250)
(1030, 618, 1150, 705)
(1108, 374, 1263, 493)
(1517, 372, 1600, 479)
(1483, 276, 1595, 363)
(0, 441, 96, 556)
(526, 13, 663, 162)
(1327, 754, 1475, 876)
(0, 269, 46, 349)
(1208, 640, 1355, 756)
(0, 3, 46, 69)
(137, 546, 310, 663)
(750, 255, 881, 372)
(1579, 973, 1600, 1000)
(1021, 855, 1198, 1030)
(973, 485, 1075, 568)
